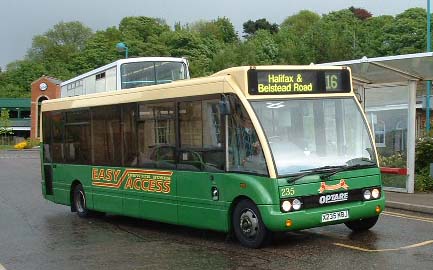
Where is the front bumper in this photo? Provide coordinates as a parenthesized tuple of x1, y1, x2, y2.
(259, 197, 385, 231)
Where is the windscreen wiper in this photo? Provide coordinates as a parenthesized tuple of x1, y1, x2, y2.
(287, 165, 346, 184)
(319, 163, 376, 180)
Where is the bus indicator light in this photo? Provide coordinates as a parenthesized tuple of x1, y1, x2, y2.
(285, 219, 293, 227)
(375, 205, 381, 214)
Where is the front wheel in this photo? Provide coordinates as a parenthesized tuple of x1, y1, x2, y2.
(344, 216, 379, 232)
(73, 184, 90, 218)
(232, 199, 270, 248)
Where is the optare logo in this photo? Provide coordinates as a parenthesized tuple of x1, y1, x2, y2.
(319, 192, 349, 204)
(318, 179, 349, 194)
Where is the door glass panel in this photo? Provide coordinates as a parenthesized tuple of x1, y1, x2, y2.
(365, 85, 408, 189)
(137, 102, 176, 169)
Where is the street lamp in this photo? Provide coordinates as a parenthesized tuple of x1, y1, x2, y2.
(116, 42, 129, 59)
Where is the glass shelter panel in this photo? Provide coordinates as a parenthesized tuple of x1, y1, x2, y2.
(365, 85, 409, 189)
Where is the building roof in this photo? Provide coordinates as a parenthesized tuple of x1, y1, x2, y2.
(31, 75, 62, 85)
(0, 98, 31, 108)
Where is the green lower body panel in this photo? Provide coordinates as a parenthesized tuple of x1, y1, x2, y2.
(259, 197, 385, 232)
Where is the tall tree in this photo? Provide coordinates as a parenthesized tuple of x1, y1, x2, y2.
(357, 15, 395, 57)
(278, 10, 321, 64)
(26, 21, 93, 79)
(70, 27, 122, 74)
(0, 109, 13, 139)
(118, 16, 170, 57)
(189, 17, 238, 44)
(349, 7, 373, 21)
(383, 8, 427, 55)
(243, 18, 279, 37)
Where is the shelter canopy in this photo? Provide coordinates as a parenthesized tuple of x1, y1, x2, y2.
(321, 52, 433, 84)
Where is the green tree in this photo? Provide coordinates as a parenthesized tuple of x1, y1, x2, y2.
(70, 27, 122, 74)
(382, 8, 427, 55)
(27, 21, 93, 61)
(240, 30, 279, 65)
(189, 17, 238, 44)
(277, 10, 321, 64)
(210, 44, 241, 72)
(26, 21, 93, 79)
(0, 60, 45, 95)
(357, 15, 395, 57)
(162, 29, 212, 76)
(305, 9, 361, 63)
(0, 109, 14, 141)
(119, 16, 170, 57)
(243, 18, 279, 37)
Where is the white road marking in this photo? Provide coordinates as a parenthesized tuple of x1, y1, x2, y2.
(334, 240, 433, 252)
(0, 263, 7, 270)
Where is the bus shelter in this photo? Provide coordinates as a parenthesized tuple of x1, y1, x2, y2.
(322, 52, 433, 193)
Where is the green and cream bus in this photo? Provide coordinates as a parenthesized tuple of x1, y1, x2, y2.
(41, 66, 384, 248)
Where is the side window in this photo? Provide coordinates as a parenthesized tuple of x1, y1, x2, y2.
(92, 106, 122, 166)
(65, 110, 90, 164)
(122, 103, 138, 167)
(42, 112, 52, 163)
(202, 99, 224, 171)
(179, 101, 203, 171)
(228, 95, 267, 175)
(51, 112, 65, 163)
(178, 99, 224, 172)
(137, 102, 176, 169)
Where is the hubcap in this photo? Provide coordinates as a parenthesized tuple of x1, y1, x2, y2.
(239, 208, 259, 239)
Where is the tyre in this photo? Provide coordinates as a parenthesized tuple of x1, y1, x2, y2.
(344, 216, 379, 232)
(73, 184, 90, 218)
(232, 199, 270, 248)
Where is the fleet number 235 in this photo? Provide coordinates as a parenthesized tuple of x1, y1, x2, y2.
(281, 187, 295, 197)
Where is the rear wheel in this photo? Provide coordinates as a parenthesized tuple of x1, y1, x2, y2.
(232, 199, 270, 248)
(73, 184, 90, 218)
(344, 216, 379, 232)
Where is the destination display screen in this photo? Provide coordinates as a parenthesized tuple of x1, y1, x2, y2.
(247, 69, 351, 95)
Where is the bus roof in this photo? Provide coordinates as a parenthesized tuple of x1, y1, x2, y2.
(60, 57, 188, 87)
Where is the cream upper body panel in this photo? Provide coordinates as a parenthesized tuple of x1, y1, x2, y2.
(42, 75, 237, 112)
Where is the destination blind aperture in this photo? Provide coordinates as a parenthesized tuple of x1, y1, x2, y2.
(247, 69, 351, 95)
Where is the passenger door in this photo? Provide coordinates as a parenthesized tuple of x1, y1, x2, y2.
(126, 102, 178, 224)
(176, 99, 227, 231)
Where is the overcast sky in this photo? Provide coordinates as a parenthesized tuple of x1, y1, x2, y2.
(0, 0, 427, 69)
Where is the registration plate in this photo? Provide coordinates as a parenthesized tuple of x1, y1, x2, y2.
(321, 210, 349, 223)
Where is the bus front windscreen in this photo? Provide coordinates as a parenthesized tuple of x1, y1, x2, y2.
(251, 98, 377, 176)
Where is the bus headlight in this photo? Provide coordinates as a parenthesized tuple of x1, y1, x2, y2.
(281, 200, 292, 212)
(292, 199, 302, 211)
(372, 188, 380, 199)
(363, 190, 371, 200)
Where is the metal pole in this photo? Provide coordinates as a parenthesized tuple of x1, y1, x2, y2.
(427, 0, 431, 135)
(125, 47, 129, 59)
(408, 80, 417, 193)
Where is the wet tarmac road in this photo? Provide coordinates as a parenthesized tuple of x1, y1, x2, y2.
(1, 151, 433, 270)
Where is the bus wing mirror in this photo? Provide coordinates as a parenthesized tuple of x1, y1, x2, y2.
(355, 93, 362, 104)
(219, 97, 231, 115)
